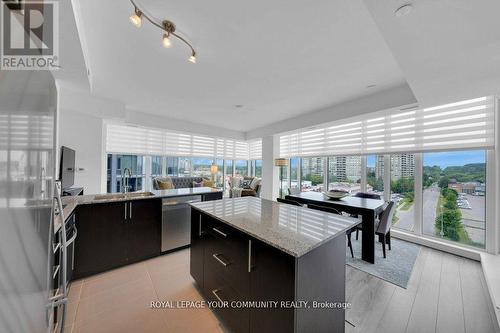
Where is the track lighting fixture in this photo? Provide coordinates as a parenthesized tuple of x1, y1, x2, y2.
(162, 33, 172, 48)
(188, 53, 197, 64)
(129, 8, 142, 28)
(129, 0, 197, 63)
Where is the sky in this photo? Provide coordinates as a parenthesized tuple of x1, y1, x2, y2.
(367, 151, 485, 168)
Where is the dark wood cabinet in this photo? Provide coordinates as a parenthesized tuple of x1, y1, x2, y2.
(202, 191, 223, 202)
(190, 208, 346, 333)
(73, 198, 161, 279)
(127, 199, 162, 263)
(190, 209, 204, 287)
(249, 240, 295, 333)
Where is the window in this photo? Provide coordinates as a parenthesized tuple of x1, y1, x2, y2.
(106, 154, 145, 193)
(235, 160, 248, 177)
(390, 154, 416, 231)
(367, 155, 384, 195)
(215, 159, 224, 187)
(192, 158, 212, 178)
(290, 158, 299, 194)
(279, 162, 289, 198)
(254, 160, 262, 178)
(178, 158, 191, 177)
(151, 156, 163, 178)
(328, 156, 361, 194)
(166, 157, 179, 176)
(224, 159, 233, 189)
(423, 151, 486, 248)
(301, 157, 325, 192)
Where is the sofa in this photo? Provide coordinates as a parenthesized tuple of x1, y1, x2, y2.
(228, 176, 261, 197)
(153, 176, 208, 190)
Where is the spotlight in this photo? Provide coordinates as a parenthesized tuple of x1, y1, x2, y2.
(162, 33, 172, 48)
(129, 8, 142, 28)
(188, 53, 196, 64)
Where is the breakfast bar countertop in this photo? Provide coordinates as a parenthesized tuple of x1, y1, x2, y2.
(190, 196, 360, 258)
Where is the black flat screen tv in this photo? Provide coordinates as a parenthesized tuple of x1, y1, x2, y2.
(59, 146, 75, 190)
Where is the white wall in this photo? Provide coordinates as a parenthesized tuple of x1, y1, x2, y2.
(58, 109, 104, 194)
(57, 85, 123, 194)
(260, 136, 280, 201)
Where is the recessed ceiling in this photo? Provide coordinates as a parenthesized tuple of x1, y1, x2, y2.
(76, 0, 407, 132)
(363, 0, 500, 107)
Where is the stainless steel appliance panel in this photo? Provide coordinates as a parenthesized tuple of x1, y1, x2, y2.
(0, 70, 59, 333)
(162, 195, 202, 252)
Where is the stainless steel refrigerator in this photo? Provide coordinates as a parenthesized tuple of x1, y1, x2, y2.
(0, 70, 68, 332)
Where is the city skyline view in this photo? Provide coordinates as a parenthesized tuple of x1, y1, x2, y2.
(368, 150, 486, 168)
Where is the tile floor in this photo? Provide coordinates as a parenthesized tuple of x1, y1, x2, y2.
(65, 247, 499, 333)
(65, 250, 224, 333)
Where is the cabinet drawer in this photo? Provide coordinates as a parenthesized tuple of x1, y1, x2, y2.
(206, 219, 247, 255)
(204, 267, 249, 333)
(204, 232, 250, 297)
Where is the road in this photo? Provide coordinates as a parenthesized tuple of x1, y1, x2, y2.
(395, 185, 439, 235)
(394, 186, 485, 246)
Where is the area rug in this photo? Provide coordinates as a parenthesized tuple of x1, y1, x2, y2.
(346, 236, 420, 288)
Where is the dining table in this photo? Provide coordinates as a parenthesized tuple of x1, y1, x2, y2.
(285, 191, 386, 264)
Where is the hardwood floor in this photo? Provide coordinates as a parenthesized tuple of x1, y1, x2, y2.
(65, 246, 499, 333)
(346, 246, 499, 333)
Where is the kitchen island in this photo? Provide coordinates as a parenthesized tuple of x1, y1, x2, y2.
(190, 197, 358, 333)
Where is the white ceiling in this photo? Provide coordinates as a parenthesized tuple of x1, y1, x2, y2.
(75, 0, 407, 132)
(363, 0, 500, 107)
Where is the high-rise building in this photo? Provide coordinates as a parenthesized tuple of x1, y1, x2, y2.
(391, 154, 415, 179)
(374, 154, 415, 180)
(329, 156, 361, 182)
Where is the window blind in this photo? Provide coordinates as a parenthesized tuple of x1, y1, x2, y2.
(279, 96, 495, 157)
(106, 124, 262, 160)
(0, 113, 54, 150)
(248, 140, 262, 160)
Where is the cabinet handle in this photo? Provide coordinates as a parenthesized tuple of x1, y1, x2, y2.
(212, 253, 230, 267)
(124, 203, 127, 220)
(198, 215, 202, 236)
(248, 240, 252, 273)
(211, 289, 224, 303)
(129, 202, 133, 219)
(212, 227, 227, 238)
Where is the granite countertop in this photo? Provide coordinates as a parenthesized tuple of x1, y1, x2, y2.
(190, 197, 360, 258)
(59, 187, 222, 228)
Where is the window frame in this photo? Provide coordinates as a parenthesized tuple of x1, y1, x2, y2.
(287, 149, 494, 253)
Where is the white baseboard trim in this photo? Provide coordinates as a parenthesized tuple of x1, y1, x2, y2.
(480, 253, 500, 331)
(391, 229, 482, 261)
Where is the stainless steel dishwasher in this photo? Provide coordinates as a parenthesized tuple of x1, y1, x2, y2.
(162, 195, 202, 252)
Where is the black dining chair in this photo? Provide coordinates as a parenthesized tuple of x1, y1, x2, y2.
(277, 197, 303, 206)
(376, 201, 396, 258)
(307, 204, 357, 259)
(356, 201, 395, 258)
(353, 192, 382, 200)
(353, 192, 382, 240)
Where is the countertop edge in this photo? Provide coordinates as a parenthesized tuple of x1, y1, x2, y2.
(190, 205, 352, 258)
(60, 188, 222, 223)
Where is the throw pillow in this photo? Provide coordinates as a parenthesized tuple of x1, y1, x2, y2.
(202, 179, 215, 187)
(193, 180, 203, 188)
(157, 178, 174, 190)
(249, 177, 260, 190)
(229, 176, 241, 189)
(241, 179, 252, 189)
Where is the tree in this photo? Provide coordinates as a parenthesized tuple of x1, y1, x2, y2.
(438, 176, 449, 189)
(435, 210, 463, 241)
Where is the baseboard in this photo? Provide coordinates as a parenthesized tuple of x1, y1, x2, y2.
(391, 229, 482, 261)
(480, 253, 500, 331)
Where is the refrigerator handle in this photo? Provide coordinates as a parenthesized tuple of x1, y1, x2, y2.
(54, 181, 69, 329)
